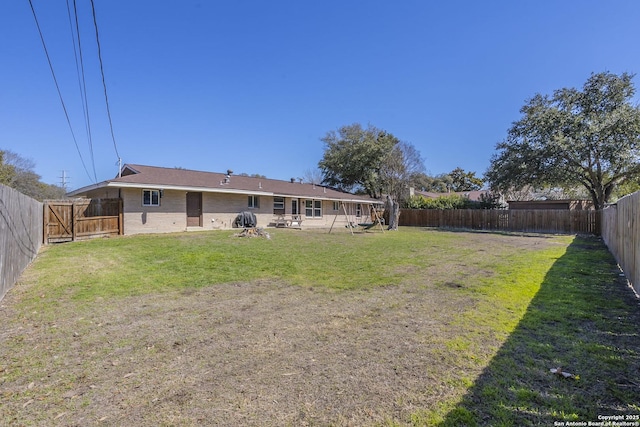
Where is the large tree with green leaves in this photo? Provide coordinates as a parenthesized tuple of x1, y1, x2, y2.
(408, 168, 482, 193)
(318, 123, 424, 230)
(449, 167, 483, 192)
(319, 123, 395, 197)
(486, 72, 640, 209)
(408, 172, 453, 193)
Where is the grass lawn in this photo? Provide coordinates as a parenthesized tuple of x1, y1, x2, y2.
(1, 227, 639, 426)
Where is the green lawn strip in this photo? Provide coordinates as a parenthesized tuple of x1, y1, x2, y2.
(19, 228, 467, 306)
(431, 236, 640, 426)
(407, 236, 573, 426)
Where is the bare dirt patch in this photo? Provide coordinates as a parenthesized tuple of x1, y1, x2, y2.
(3, 281, 471, 426)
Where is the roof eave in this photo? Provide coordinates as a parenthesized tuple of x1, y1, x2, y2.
(107, 182, 274, 196)
(66, 181, 109, 197)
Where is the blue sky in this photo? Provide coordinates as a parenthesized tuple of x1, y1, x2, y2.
(2, 1, 640, 190)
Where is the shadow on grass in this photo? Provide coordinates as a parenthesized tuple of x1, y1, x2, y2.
(439, 236, 640, 426)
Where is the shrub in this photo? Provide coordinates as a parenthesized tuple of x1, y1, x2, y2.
(404, 192, 505, 210)
(405, 194, 475, 209)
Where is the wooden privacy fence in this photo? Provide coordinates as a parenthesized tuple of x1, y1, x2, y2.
(44, 198, 122, 243)
(399, 208, 601, 235)
(601, 193, 640, 295)
(0, 184, 42, 302)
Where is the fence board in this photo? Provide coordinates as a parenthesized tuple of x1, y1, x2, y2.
(601, 193, 640, 295)
(0, 184, 43, 302)
(399, 209, 600, 235)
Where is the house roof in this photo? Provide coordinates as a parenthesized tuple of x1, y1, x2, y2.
(506, 199, 594, 210)
(67, 164, 381, 204)
(506, 199, 588, 204)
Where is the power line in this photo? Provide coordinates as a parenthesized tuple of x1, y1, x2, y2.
(90, 0, 121, 164)
(27, 0, 96, 184)
(66, 0, 98, 182)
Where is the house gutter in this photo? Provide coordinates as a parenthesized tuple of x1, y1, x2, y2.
(274, 193, 382, 204)
(106, 182, 274, 197)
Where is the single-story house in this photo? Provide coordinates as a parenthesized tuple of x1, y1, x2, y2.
(66, 164, 382, 235)
(507, 199, 595, 210)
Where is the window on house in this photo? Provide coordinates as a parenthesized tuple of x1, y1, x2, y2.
(273, 196, 285, 215)
(356, 203, 362, 217)
(248, 195, 260, 208)
(143, 189, 160, 206)
(333, 201, 340, 211)
(273, 197, 285, 210)
(305, 200, 322, 218)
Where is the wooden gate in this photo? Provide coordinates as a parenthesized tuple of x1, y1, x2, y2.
(44, 199, 123, 243)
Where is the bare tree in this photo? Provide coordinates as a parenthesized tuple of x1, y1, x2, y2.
(380, 141, 425, 230)
(302, 168, 324, 185)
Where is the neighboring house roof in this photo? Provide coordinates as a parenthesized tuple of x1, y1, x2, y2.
(67, 164, 381, 204)
(507, 199, 594, 210)
(413, 189, 488, 202)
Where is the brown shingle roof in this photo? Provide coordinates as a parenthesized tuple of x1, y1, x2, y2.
(71, 164, 379, 203)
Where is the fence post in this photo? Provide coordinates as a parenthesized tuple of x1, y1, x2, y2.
(43, 202, 48, 244)
(72, 200, 77, 242)
(119, 198, 124, 235)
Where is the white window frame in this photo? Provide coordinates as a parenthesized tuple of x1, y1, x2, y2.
(305, 199, 322, 218)
(273, 197, 285, 210)
(333, 201, 340, 211)
(143, 189, 160, 206)
(248, 195, 260, 209)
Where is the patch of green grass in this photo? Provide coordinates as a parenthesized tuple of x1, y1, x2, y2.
(436, 236, 640, 426)
(23, 228, 521, 304)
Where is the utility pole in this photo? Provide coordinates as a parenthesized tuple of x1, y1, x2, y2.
(59, 170, 70, 190)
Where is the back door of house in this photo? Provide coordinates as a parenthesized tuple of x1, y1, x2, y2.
(186, 192, 202, 227)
